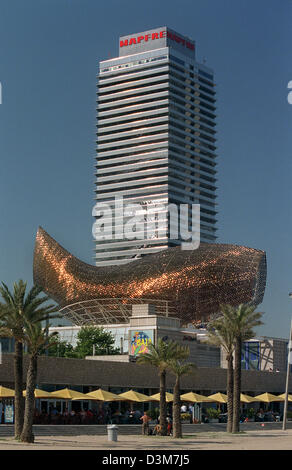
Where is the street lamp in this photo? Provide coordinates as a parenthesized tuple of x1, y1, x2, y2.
(282, 293, 292, 430)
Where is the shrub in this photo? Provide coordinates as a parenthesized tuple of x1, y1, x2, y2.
(180, 412, 191, 421)
(148, 408, 159, 420)
(206, 408, 220, 419)
(247, 408, 255, 419)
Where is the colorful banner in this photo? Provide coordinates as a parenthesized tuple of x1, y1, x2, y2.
(4, 404, 14, 423)
(130, 330, 154, 356)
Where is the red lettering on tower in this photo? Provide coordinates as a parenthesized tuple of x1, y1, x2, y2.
(120, 39, 128, 47)
(120, 30, 195, 51)
(186, 42, 195, 50)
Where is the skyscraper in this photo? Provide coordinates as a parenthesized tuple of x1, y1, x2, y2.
(95, 27, 217, 266)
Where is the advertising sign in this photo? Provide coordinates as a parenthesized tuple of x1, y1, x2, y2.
(130, 330, 154, 356)
(119, 27, 195, 59)
(120, 29, 194, 51)
(4, 404, 14, 423)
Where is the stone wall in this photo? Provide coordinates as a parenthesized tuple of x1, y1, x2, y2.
(0, 354, 288, 395)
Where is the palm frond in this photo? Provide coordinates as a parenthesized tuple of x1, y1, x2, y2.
(23, 285, 43, 310)
(167, 359, 196, 377)
(0, 280, 59, 348)
(0, 283, 16, 308)
(137, 338, 190, 370)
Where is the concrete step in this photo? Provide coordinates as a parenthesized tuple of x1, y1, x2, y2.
(0, 421, 290, 437)
(0, 423, 224, 437)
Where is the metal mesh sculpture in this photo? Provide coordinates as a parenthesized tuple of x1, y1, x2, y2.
(33, 227, 266, 325)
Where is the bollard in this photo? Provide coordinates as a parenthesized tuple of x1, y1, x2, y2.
(107, 424, 118, 442)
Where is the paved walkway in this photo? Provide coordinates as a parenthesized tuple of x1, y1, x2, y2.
(1, 429, 292, 450)
(1, 421, 291, 436)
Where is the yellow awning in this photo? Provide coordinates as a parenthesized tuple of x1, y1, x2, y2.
(118, 390, 150, 402)
(0, 386, 15, 398)
(240, 393, 261, 403)
(149, 392, 174, 402)
(207, 392, 228, 403)
(278, 393, 292, 402)
(180, 392, 213, 403)
(23, 388, 53, 399)
(86, 389, 121, 401)
(254, 393, 284, 403)
(50, 388, 94, 400)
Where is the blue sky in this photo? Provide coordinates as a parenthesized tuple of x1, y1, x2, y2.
(0, 0, 291, 337)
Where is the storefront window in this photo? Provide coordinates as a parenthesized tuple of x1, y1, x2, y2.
(241, 342, 260, 370)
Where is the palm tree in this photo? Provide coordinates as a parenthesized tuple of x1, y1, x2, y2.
(167, 357, 195, 438)
(20, 323, 58, 443)
(137, 338, 187, 436)
(0, 281, 57, 439)
(229, 303, 263, 433)
(207, 306, 236, 433)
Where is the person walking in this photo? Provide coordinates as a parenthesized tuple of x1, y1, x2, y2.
(166, 415, 173, 436)
(140, 411, 151, 435)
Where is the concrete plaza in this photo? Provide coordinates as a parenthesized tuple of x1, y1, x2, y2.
(1, 428, 292, 450)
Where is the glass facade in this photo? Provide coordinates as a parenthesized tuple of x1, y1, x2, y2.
(241, 341, 260, 370)
(0, 338, 15, 353)
(51, 326, 129, 353)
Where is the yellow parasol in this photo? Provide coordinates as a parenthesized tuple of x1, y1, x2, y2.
(118, 390, 150, 402)
(23, 388, 53, 399)
(180, 392, 213, 403)
(50, 388, 95, 400)
(0, 386, 15, 398)
(254, 393, 284, 403)
(148, 392, 174, 403)
(240, 393, 261, 403)
(86, 388, 121, 401)
(278, 393, 292, 402)
(207, 392, 228, 403)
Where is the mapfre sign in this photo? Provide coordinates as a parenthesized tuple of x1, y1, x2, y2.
(120, 30, 195, 51)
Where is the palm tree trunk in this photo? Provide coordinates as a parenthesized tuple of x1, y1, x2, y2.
(172, 376, 182, 438)
(226, 353, 234, 433)
(14, 341, 24, 439)
(20, 354, 38, 443)
(159, 369, 167, 436)
(232, 336, 241, 433)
